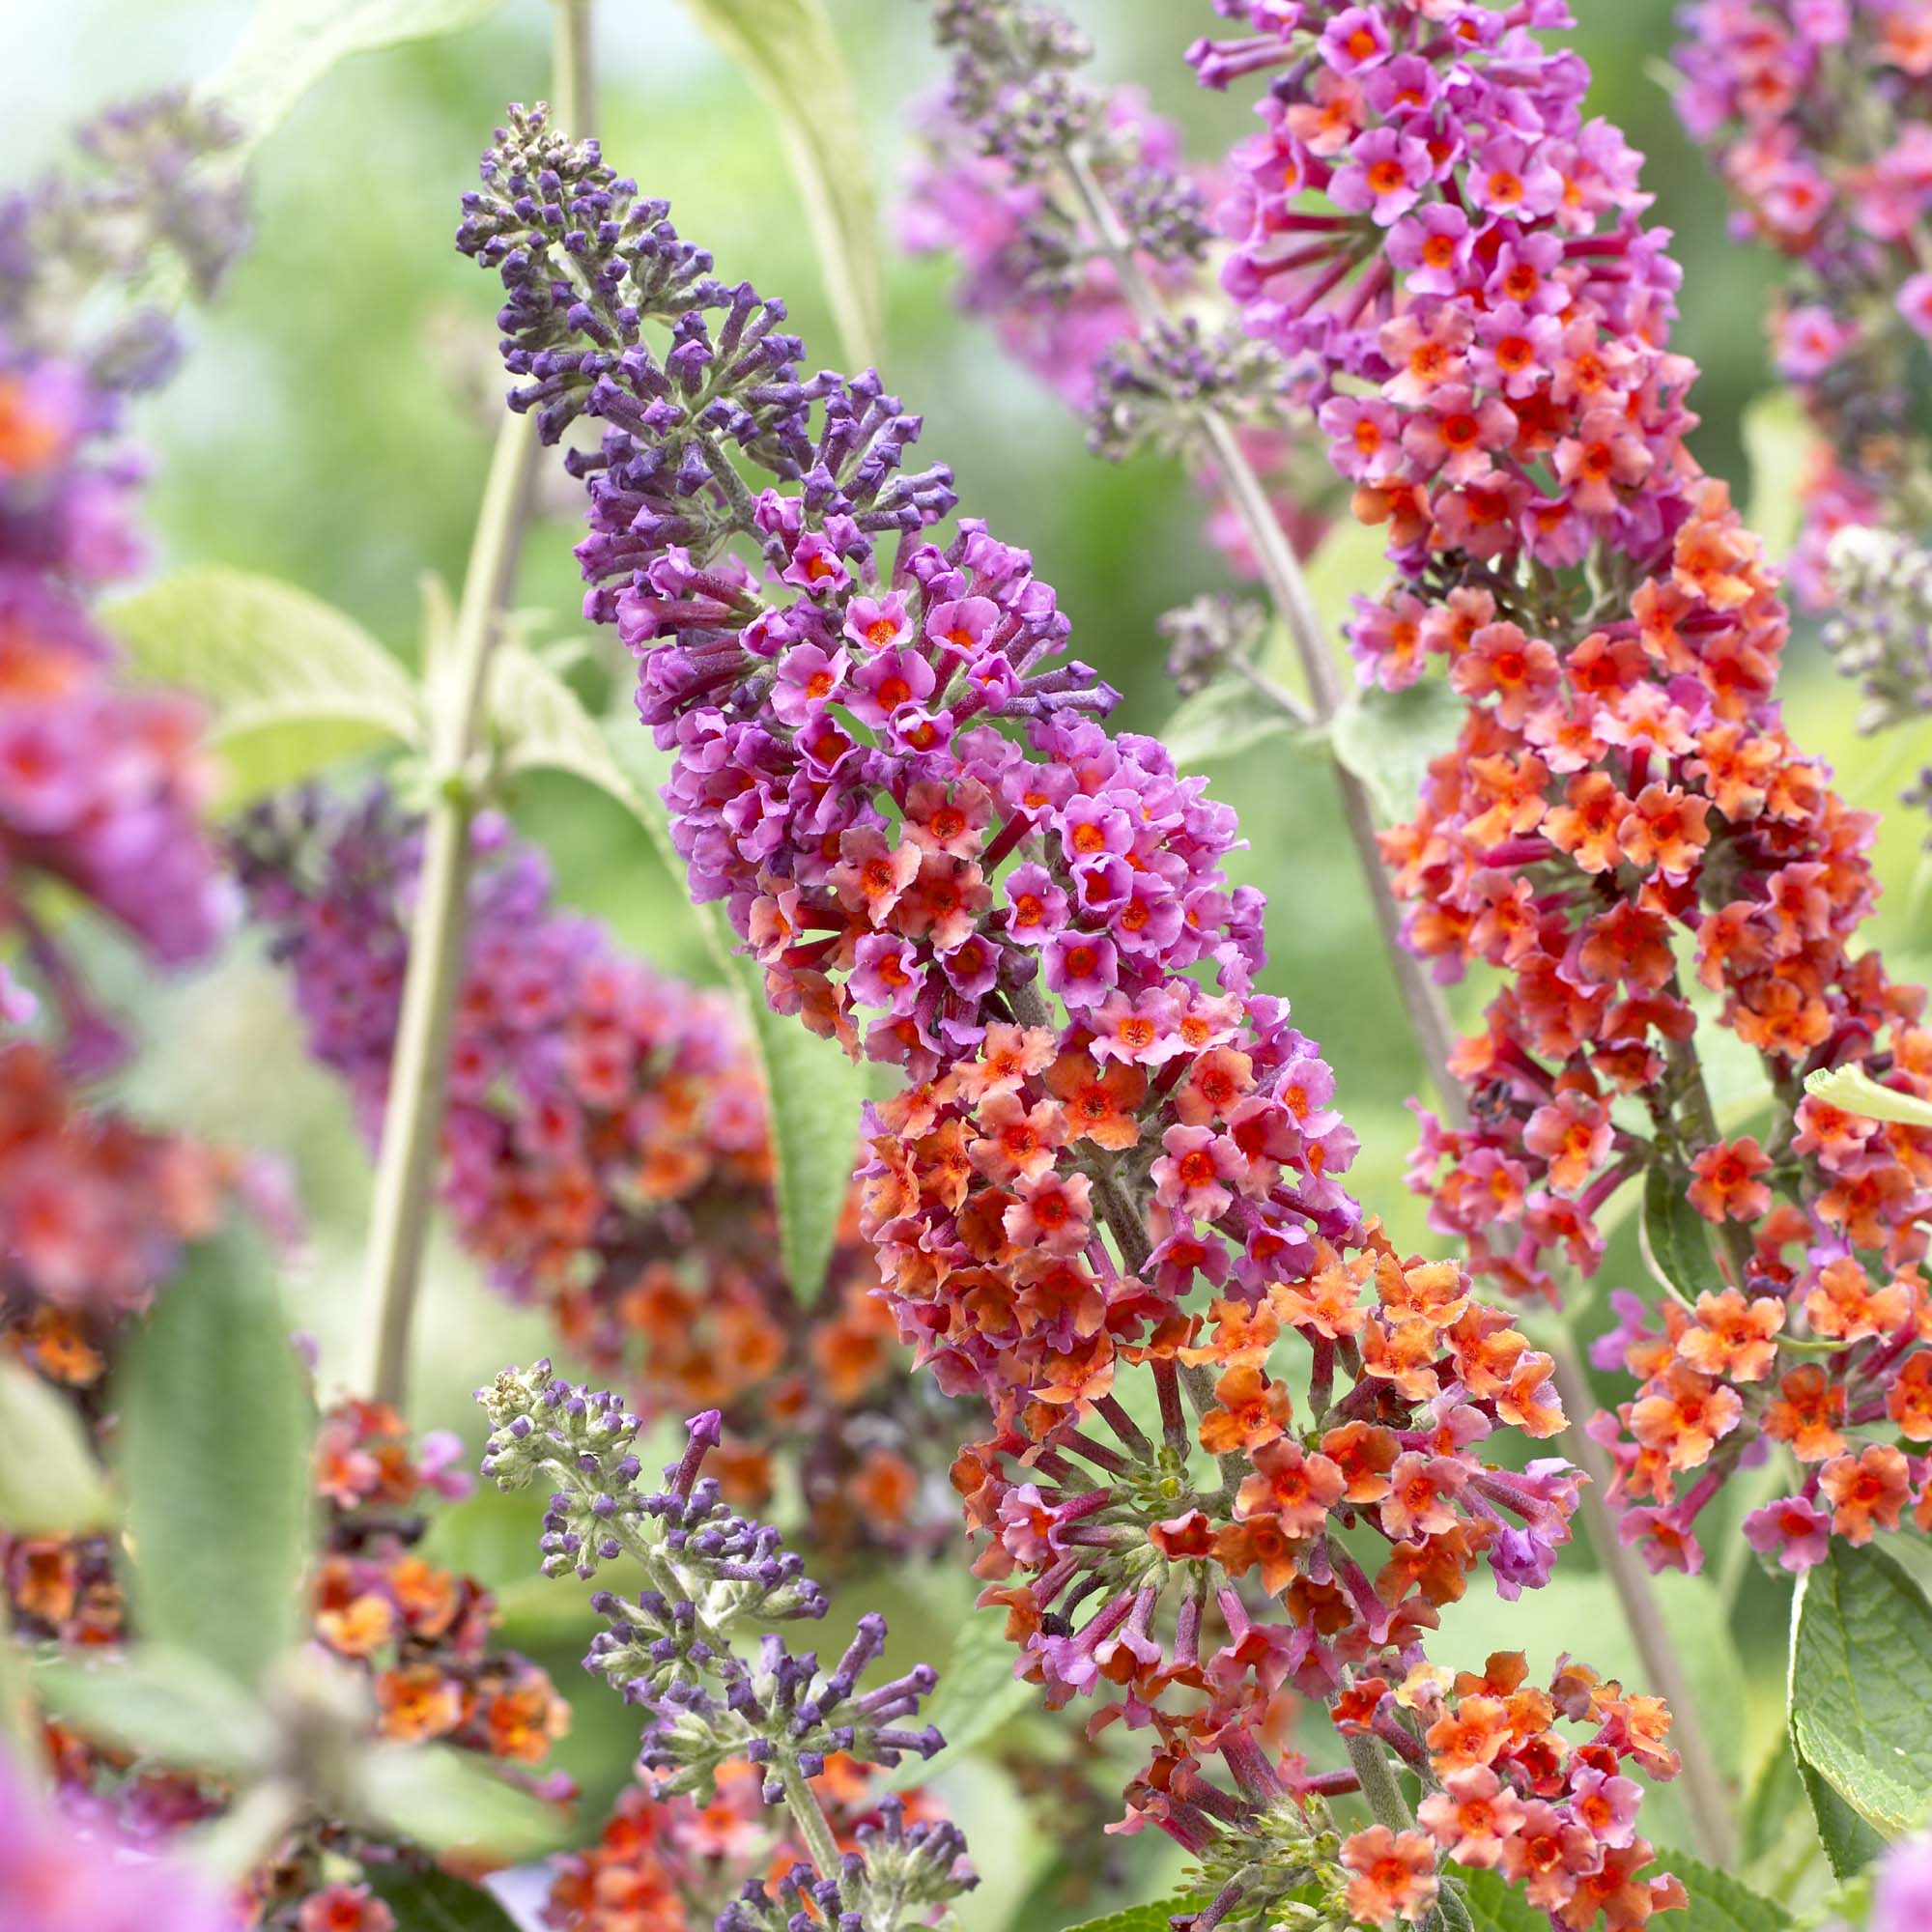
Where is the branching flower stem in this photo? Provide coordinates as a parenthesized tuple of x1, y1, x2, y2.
(1060, 143, 1737, 1866)
(359, 0, 595, 1409)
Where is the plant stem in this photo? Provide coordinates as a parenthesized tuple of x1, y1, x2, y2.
(357, 0, 592, 1409)
(1063, 142, 1736, 1866)
(1344, 1728, 1415, 1832)
(781, 1760, 846, 1879)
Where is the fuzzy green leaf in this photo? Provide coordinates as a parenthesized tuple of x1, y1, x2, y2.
(1797, 1747, 1887, 1879)
(34, 1646, 273, 1776)
(1455, 1867, 1550, 1932)
(1657, 1852, 1793, 1931)
(1804, 1064, 1932, 1132)
(672, 0, 884, 368)
(1162, 675, 1300, 768)
(357, 1743, 566, 1859)
(1330, 676, 1466, 823)
(366, 1865, 526, 1931)
(1055, 1898, 1207, 1932)
(1639, 1162, 1727, 1308)
(106, 567, 421, 810)
(1790, 1539, 1932, 1840)
(210, 0, 512, 152)
(885, 1607, 1035, 1790)
(0, 1357, 116, 1536)
(114, 1226, 315, 1692)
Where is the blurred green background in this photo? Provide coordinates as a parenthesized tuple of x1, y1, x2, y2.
(10, 0, 1932, 1918)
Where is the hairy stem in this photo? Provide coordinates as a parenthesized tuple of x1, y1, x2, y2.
(1062, 141, 1736, 1866)
(781, 1760, 846, 1880)
(358, 0, 591, 1408)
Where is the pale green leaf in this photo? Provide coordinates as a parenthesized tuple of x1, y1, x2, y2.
(1655, 1853, 1793, 1932)
(367, 1865, 526, 1931)
(1797, 1747, 1886, 1879)
(886, 1608, 1034, 1789)
(106, 568, 422, 810)
(114, 1226, 315, 1692)
(1162, 676, 1300, 767)
(357, 1742, 567, 1859)
(1330, 676, 1466, 823)
(34, 1646, 273, 1776)
(1790, 1540, 1932, 1839)
(210, 0, 512, 153)
(0, 1357, 115, 1536)
(1456, 1867, 1549, 1932)
(674, 0, 884, 367)
(1742, 388, 1814, 564)
(1638, 1163, 1727, 1309)
(1804, 1064, 1932, 1132)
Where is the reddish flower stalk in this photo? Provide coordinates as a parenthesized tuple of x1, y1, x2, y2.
(463, 102, 1686, 1930)
(1194, 0, 1932, 1607)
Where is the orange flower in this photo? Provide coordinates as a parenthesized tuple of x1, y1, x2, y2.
(1043, 1051, 1145, 1151)
(1197, 1364, 1293, 1456)
(1542, 771, 1626, 872)
(1687, 1137, 1773, 1224)
(1424, 1693, 1510, 1773)
(1804, 1256, 1912, 1344)
(1887, 1352, 1932, 1441)
(1762, 1363, 1847, 1463)
(1616, 782, 1709, 880)
(487, 1677, 571, 1762)
(1269, 1251, 1370, 1339)
(1674, 1289, 1784, 1381)
(1212, 1515, 1302, 1596)
(1342, 1827, 1440, 1928)
(1234, 1437, 1346, 1537)
(1628, 1361, 1742, 1471)
(1382, 1452, 1468, 1541)
(1320, 1421, 1400, 1503)
(1819, 1444, 1913, 1545)
(376, 1663, 463, 1743)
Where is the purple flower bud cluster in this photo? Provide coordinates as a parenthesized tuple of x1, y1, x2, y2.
(477, 1366, 953, 1846)
(0, 96, 246, 1064)
(716, 1801, 975, 1932)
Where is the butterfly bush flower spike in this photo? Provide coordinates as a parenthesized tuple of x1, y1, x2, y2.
(1191, 0, 1932, 1585)
(462, 102, 1683, 1932)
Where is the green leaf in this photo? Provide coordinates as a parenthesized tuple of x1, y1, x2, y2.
(1054, 1898, 1206, 1932)
(1657, 1852, 1793, 1931)
(673, 0, 884, 369)
(1330, 676, 1466, 823)
(1803, 1064, 1932, 1132)
(107, 568, 422, 810)
(356, 1742, 566, 1860)
(366, 1865, 526, 1931)
(1797, 1747, 1887, 1879)
(886, 1607, 1034, 1789)
(34, 1646, 272, 1776)
(1790, 1539, 1932, 1840)
(114, 1226, 315, 1693)
(1638, 1162, 1727, 1308)
(495, 671, 867, 1307)
(1455, 1866, 1550, 1932)
(209, 0, 513, 153)
(1162, 675, 1300, 768)
(0, 1358, 116, 1536)
(1742, 388, 1813, 564)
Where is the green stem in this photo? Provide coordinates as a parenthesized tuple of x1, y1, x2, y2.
(781, 1760, 846, 1880)
(0, 1593, 43, 1781)
(358, 0, 592, 1409)
(1061, 140, 1737, 1868)
(1344, 1729, 1415, 1832)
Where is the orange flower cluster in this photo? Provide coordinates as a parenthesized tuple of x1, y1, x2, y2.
(237, 788, 947, 1562)
(1336, 1653, 1686, 1931)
